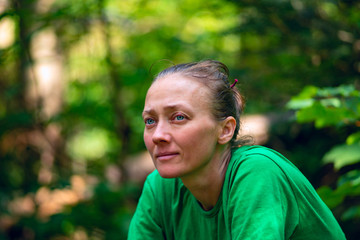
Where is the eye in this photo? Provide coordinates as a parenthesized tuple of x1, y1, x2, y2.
(172, 113, 187, 122)
(145, 118, 156, 125)
(175, 115, 185, 121)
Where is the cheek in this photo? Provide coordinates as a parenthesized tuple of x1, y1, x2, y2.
(181, 125, 218, 151)
(143, 131, 153, 151)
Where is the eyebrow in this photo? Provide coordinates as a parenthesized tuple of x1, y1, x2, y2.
(142, 103, 193, 117)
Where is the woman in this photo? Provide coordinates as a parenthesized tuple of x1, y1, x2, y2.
(128, 60, 345, 239)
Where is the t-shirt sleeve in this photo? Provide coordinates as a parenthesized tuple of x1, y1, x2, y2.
(227, 153, 299, 240)
(128, 175, 165, 240)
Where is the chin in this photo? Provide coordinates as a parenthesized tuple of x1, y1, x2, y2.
(156, 167, 183, 179)
(157, 171, 180, 179)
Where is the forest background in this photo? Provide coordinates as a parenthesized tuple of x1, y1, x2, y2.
(0, 0, 359, 239)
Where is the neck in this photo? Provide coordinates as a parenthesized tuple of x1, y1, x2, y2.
(181, 146, 231, 210)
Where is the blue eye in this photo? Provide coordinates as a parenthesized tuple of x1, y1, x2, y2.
(145, 118, 155, 125)
(175, 115, 185, 121)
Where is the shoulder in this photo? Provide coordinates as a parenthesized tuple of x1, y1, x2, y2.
(224, 145, 298, 204)
(225, 145, 299, 193)
(232, 145, 286, 160)
(230, 145, 291, 172)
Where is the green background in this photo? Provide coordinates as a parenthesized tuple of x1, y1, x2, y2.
(0, 0, 359, 239)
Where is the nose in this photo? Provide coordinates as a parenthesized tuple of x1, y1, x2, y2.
(152, 122, 171, 144)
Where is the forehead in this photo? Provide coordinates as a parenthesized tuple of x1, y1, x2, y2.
(144, 74, 211, 111)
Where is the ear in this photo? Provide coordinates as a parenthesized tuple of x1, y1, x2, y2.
(218, 116, 236, 145)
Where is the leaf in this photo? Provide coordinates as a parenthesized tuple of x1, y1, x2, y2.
(343, 96, 360, 116)
(323, 143, 360, 169)
(295, 102, 349, 128)
(317, 84, 357, 97)
(317, 169, 360, 210)
(347, 132, 360, 145)
(336, 181, 360, 197)
(338, 169, 360, 187)
(317, 186, 344, 209)
(319, 98, 341, 108)
(287, 84, 360, 126)
(293, 85, 319, 100)
(342, 206, 360, 221)
(286, 99, 314, 110)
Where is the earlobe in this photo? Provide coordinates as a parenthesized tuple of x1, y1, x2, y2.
(218, 117, 236, 145)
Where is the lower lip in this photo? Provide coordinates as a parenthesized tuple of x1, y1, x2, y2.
(157, 154, 178, 161)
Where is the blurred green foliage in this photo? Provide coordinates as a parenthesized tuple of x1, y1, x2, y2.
(288, 83, 360, 236)
(287, 84, 360, 128)
(0, 0, 359, 239)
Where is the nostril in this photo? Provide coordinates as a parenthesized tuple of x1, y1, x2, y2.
(153, 135, 170, 144)
(152, 129, 171, 144)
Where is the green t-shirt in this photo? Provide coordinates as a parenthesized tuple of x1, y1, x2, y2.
(128, 145, 346, 239)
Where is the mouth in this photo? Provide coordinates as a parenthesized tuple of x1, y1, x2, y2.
(155, 152, 179, 161)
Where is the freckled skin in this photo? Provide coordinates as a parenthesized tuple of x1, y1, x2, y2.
(142, 74, 223, 180)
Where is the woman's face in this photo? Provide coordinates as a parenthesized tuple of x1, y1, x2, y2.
(142, 74, 223, 179)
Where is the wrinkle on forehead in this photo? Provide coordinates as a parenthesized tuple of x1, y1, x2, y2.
(145, 74, 212, 112)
